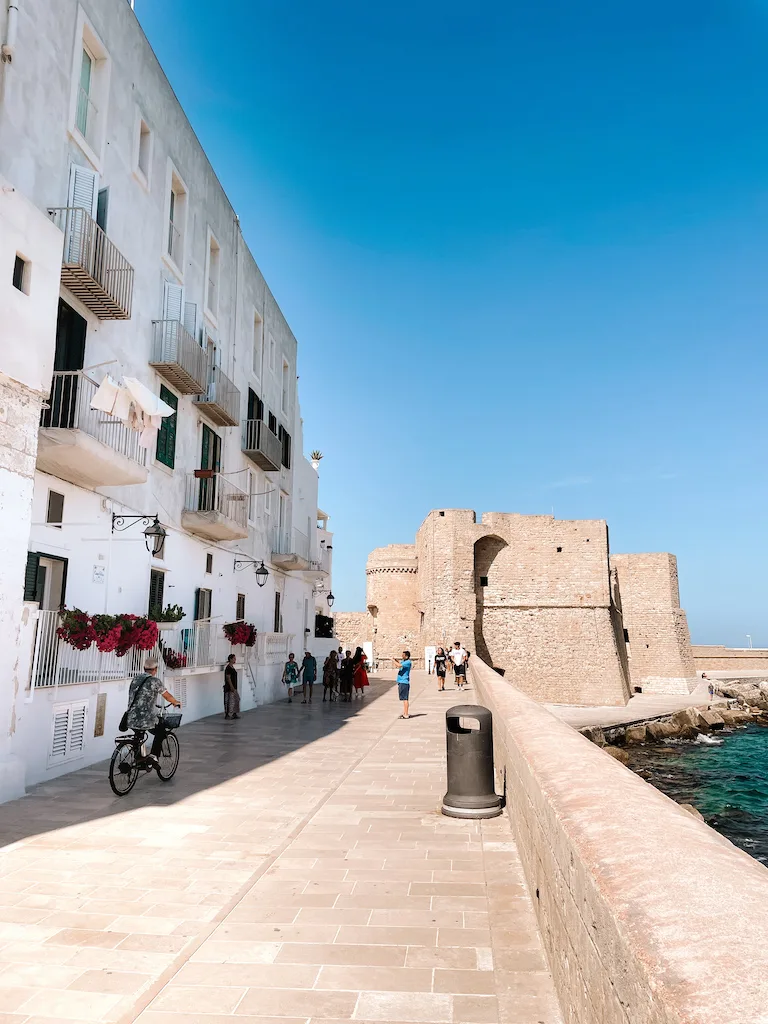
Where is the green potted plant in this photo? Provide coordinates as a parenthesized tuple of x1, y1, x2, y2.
(149, 603, 185, 630)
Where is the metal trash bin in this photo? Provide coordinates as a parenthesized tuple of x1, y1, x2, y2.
(442, 705, 502, 818)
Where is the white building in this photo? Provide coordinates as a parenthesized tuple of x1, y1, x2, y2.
(0, 0, 335, 790)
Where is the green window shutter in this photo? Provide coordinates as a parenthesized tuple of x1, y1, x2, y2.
(194, 588, 201, 621)
(155, 386, 178, 469)
(23, 552, 40, 602)
(148, 570, 165, 616)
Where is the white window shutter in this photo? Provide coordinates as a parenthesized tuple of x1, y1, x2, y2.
(68, 164, 98, 217)
(50, 706, 70, 762)
(163, 280, 183, 323)
(183, 301, 197, 337)
(68, 701, 88, 756)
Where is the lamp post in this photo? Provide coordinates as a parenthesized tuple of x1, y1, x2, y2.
(111, 514, 167, 556)
(327, 592, 335, 608)
(747, 634, 753, 649)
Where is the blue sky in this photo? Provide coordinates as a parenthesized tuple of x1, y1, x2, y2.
(137, 1, 768, 645)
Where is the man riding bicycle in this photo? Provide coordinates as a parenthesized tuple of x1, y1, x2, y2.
(125, 657, 181, 770)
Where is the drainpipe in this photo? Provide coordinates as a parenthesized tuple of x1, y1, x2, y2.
(1, 0, 19, 64)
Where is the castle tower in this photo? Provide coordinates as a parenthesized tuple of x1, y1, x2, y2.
(366, 545, 420, 667)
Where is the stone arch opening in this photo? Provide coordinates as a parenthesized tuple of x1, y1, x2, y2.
(474, 534, 508, 667)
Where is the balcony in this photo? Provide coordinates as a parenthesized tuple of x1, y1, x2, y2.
(149, 320, 207, 395)
(193, 365, 240, 427)
(272, 527, 312, 571)
(181, 472, 249, 541)
(242, 419, 281, 472)
(37, 372, 148, 489)
(48, 207, 134, 320)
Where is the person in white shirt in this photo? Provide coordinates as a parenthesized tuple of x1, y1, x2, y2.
(450, 642, 468, 690)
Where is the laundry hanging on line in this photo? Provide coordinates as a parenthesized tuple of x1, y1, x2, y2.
(90, 375, 175, 449)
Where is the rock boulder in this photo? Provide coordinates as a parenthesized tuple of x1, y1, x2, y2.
(604, 746, 630, 765)
(624, 725, 647, 746)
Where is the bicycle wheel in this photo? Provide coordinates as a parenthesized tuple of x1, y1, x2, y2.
(155, 731, 180, 781)
(109, 741, 139, 796)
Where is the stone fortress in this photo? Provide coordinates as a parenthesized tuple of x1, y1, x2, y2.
(335, 509, 696, 706)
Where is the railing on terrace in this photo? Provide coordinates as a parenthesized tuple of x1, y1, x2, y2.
(193, 364, 240, 427)
(29, 610, 161, 690)
(160, 624, 292, 671)
(272, 527, 311, 562)
(242, 418, 282, 472)
(149, 319, 207, 394)
(41, 371, 146, 467)
(183, 473, 249, 529)
(48, 207, 134, 319)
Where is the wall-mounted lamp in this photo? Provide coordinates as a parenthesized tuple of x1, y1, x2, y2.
(112, 514, 167, 556)
(234, 557, 270, 587)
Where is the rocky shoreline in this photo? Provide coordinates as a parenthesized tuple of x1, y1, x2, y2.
(580, 679, 768, 768)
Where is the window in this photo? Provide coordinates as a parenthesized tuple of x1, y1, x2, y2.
(135, 117, 152, 184)
(46, 491, 64, 528)
(194, 587, 212, 621)
(236, 593, 246, 621)
(69, 14, 110, 166)
(155, 385, 178, 469)
(96, 187, 109, 232)
(623, 629, 630, 644)
(206, 231, 220, 318)
(253, 312, 263, 377)
(264, 487, 272, 516)
(247, 388, 264, 424)
(480, 576, 488, 588)
(274, 592, 282, 633)
(247, 470, 257, 522)
(75, 46, 94, 140)
(166, 166, 188, 268)
(281, 359, 290, 414)
(268, 411, 277, 435)
(12, 255, 29, 293)
(269, 334, 276, 372)
(49, 701, 88, 765)
(556, 546, 562, 553)
(205, 553, 213, 574)
(148, 568, 165, 617)
(278, 426, 292, 469)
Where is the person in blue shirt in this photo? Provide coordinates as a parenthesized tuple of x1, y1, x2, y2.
(395, 650, 412, 719)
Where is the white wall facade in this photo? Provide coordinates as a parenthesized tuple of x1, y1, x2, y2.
(0, 181, 64, 801)
(0, 0, 335, 791)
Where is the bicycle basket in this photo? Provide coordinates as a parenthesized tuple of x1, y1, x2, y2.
(159, 713, 182, 730)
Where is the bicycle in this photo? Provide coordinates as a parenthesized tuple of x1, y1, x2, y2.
(109, 705, 182, 796)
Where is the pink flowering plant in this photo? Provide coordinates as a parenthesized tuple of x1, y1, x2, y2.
(57, 609, 158, 657)
(56, 608, 95, 650)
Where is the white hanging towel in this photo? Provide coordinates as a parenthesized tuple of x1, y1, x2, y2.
(89, 375, 122, 414)
(123, 377, 175, 419)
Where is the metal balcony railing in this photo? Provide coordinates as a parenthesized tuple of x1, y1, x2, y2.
(149, 320, 207, 394)
(183, 473, 248, 530)
(272, 527, 311, 563)
(193, 364, 240, 427)
(41, 371, 146, 466)
(48, 207, 134, 319)
(242, 419, 281, 472)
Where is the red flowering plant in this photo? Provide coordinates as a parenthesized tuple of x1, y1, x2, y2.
(91, 614, 123, 653)
(162, 648, 188, 670)
(113, 615, 159, 657)
(223, 621, 257, 647)
(57, 608, 95, 650)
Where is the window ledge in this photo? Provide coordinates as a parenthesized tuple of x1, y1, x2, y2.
(152, 460, 174, 478)
(132, 167, 151, 193)
(203, 307, 218, 330)
(67, 126, 102, 174)
(161, 250, 184, 284)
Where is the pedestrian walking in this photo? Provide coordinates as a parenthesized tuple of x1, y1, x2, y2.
(395, 650, 412, 719)
(352, 646, 369, 698)
(301, 651, 317, 703)
(434, 646, 448, 691)
(336, 646, 344, 673)
(450, 641, 468, 690)
(322, 653, 338, 702)
(223, 653, 240, 719)
(282, 652, 300, 702)
(340, 650, 354, 701)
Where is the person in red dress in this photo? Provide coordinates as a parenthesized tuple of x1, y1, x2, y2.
(352, 647, 369, 698)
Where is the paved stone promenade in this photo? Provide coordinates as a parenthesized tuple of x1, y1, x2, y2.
(0, 672, 560, 1024)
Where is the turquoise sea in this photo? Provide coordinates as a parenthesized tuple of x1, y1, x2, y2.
(626, 724, 768, 864)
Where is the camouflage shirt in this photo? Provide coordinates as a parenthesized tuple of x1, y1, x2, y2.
(126, 673, 165, 730)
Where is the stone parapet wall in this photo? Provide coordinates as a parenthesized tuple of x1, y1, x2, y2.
(470, 656, 768, 1024)
(693, 646, 768, 672)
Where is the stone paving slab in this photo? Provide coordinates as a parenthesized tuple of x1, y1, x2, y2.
(0, 673, 560, 1023)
